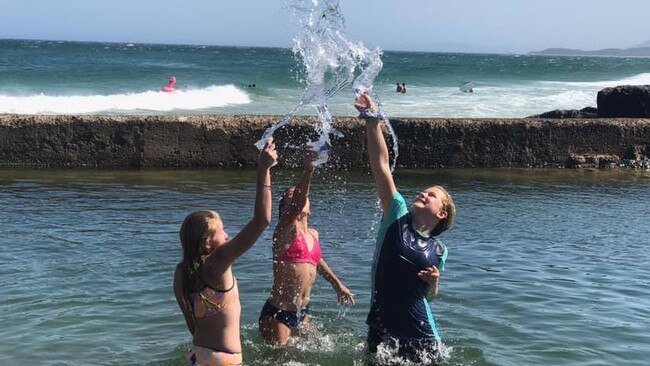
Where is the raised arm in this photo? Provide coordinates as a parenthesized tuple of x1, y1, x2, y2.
(285, 148, 317, 222)
(214, 138, 277, 264)
(356, 93, 397, 213)
(273, 148, 317, 255)
(318, 257, 355, 305)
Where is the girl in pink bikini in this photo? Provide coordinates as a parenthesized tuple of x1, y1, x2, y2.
(259, 147, 355, 345)
(174, 139, 277, 366)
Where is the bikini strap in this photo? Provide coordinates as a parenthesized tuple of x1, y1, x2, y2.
(198, 272, 236, 293)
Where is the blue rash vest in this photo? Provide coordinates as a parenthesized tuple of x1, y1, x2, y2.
(367, 192, 448, 341)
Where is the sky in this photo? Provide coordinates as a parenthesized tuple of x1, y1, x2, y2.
(1, 0, 649, 53)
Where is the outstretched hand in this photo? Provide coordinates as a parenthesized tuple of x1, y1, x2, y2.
(355, 92, 383, 121)
(258, 137, 278, 169)
(334, 283, 356, 306)
(354, 92, 374, 113)
(417, 266, 440, 285)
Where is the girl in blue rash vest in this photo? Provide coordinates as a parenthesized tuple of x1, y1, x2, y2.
(354, 92, 456, 365)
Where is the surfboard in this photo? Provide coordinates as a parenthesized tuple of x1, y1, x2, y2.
(459, 81, 475, 93)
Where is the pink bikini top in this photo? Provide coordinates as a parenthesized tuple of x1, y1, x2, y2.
(278, 231, 322, 266)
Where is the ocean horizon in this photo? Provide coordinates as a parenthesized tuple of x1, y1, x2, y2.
(2, 38, 650, 117)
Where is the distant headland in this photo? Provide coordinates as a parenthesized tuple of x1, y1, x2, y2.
(530, 41, 650, 57)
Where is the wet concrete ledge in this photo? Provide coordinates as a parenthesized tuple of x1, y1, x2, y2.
(1, 114, 649, 169)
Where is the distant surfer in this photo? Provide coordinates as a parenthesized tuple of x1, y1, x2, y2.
(396, 83, 403, 93)
(163, 76, 177, 93)
(459, 81, 475, 93)
(401, 83, 407, 94)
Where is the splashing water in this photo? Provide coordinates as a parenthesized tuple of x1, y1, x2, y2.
(338, 300, 350, 318)
(373, 338, 451, 365)
(255, 0, 398, 169)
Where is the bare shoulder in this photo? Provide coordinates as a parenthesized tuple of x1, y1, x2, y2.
(308, 228, 320, 239)
(203, 250, 231, 274)
(173, 263, 184, 296)
(174, 263, 183, 278)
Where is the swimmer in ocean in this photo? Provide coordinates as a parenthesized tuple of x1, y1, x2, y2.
(163, 76, 177, 92)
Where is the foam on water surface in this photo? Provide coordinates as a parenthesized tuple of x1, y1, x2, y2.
(0, 85, 249, 114)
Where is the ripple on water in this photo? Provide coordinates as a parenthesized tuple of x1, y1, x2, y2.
(0, 169, 649, 365)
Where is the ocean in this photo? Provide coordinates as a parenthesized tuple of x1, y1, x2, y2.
(2, 39, 650, 117)
(0, 169, 649, 365)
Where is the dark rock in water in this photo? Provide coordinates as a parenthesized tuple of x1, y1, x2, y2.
(597, 85, 650, 117)
(579, 107, 598, 116)
(623, 145, 650, 162)
(527, 107, 598, 119)
(535, 109, 580, 119)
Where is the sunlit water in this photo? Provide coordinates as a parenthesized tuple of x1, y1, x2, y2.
(1, 168, 649, 365)
(4, 38, 650, 117)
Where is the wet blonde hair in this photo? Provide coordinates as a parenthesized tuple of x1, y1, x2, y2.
(179, 210, 220, 308)
(431, 186, 456, 237)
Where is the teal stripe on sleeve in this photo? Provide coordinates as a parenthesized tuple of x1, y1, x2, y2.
(379, 192, 409, 231)
(438, 246, 448, 272)
(423, 299, 441, 343)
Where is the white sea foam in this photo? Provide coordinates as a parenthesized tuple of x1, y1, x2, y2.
(352, 72, 650, 118)
(0, 85, 250, 114)
(539, 72, 650, 88)
(381, 85, 596, 118)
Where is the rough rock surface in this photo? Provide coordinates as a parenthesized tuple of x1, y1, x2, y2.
(527, 107, 598, 119)
(1, 114, 649, 169)
(597, 85, 650, 118)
